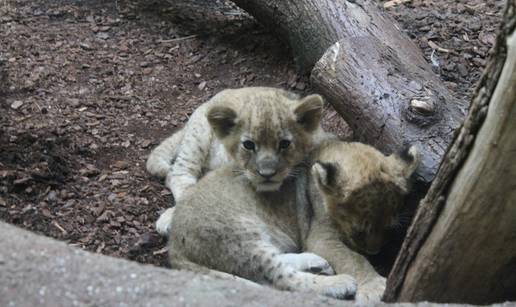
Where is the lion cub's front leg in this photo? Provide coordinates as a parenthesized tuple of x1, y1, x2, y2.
(238, 242, 357, 299)
(304, 220, 385, 302)
(170, 214, 357, 299)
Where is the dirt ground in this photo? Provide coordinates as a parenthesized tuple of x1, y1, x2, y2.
(0, 0, 503, 268)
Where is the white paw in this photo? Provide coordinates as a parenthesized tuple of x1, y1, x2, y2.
(315, 274, 357, 300)
(277, 252, 335, 275)
(355, 277, 386, 303)
(155, 207, 176, 236)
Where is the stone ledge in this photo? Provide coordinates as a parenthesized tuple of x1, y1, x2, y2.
(0, 222, 351, 307)
(0, 222, 501, 307)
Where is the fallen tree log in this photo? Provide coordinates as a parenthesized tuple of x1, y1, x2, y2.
(384, 0, 516, 303)
(230, 0, 467, 184)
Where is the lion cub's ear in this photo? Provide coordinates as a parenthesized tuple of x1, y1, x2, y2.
(207, 106, 238, 139)
(311, 161, 340, 194)
(390, 145, 420, 178)
(293, 94, 324, 132)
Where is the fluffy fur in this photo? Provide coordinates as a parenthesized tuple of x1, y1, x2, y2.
(167, 95, 358, 300)
(150, 88, 420, 302)
(304, 141, 420, 301)
(146, 87, 333, 235)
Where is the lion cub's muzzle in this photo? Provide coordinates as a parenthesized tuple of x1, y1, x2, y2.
(254, 157, 288, 191)
(257, 166, 277, 179)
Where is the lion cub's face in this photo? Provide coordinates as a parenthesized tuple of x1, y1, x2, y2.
(312, 142, 420, 255)
(208, 88, 323, 192)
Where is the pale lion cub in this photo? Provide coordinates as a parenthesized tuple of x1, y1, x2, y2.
(168, 91, 357, 299)
(304, 141, 420, 301)
(146, 87, 332, 235)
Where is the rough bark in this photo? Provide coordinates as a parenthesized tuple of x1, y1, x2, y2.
(231, 0, 466, 184)
(384, 1, 516, 303)
(0, 56, 8, 100)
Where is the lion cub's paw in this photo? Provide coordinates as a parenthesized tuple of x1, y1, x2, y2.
(277, 252, 335, 275)
(313, 274, 357, 300)
(355, 277, 386, 303)
(155, 207, 176, 236)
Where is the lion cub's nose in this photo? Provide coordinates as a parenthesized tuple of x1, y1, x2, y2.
(258, 168, 277, 179)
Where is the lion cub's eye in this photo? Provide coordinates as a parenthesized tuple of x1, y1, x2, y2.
(279, 140, 291, 150)
(242, 140, 256, 151)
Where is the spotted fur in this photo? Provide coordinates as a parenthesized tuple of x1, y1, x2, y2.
(168, 96, 357, 300)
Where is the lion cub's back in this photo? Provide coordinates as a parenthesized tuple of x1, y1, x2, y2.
(168, 166, 265, 267)
(169, 166, 301, 265)
(178, 167, 258, 215)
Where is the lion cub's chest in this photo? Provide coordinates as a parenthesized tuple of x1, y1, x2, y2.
(255, 180, 302, 248)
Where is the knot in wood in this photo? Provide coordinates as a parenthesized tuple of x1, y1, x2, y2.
(410, 98, 435, 115)
(404, 97, 440, 127)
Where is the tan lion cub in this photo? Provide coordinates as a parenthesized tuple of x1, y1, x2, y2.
(304, 141, 420, 301)
(146, 87, 333, 235)
(168, 92, 357, 300)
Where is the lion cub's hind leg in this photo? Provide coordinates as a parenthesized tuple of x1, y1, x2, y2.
(146, 128, 185, 178)
(170, 216, 356, 300)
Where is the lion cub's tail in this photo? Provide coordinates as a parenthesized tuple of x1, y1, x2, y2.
(146, 129, 185, 178)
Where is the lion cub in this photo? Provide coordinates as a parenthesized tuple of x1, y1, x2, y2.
(304, 141, 420, 301)
(168, 91, 357, 299)
(146, 87, 332, 235)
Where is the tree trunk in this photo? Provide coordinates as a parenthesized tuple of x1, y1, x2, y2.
(384, 0, 516, 303)
(230, 0, 466, 184)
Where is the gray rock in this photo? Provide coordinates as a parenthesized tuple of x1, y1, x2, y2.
(0, 222, 503, 307)
(0, 222, 349, 307)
